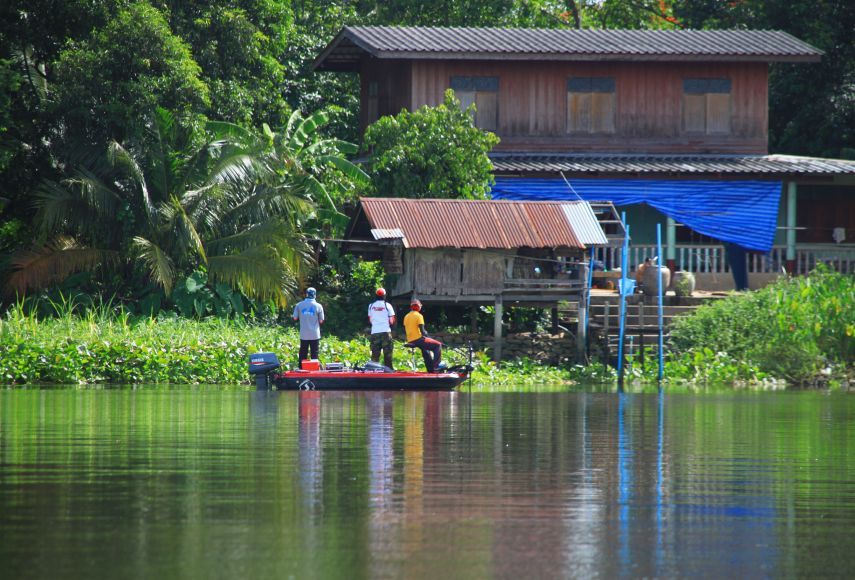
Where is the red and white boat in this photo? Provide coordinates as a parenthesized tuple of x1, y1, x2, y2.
(248, 353, 472, 391)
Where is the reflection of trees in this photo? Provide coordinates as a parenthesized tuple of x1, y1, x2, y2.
(3, 389, 855, 577)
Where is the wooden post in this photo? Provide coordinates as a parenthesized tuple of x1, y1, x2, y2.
(577, 261, 589, 362)
(493, 295, 503, 362)
(603, 301, 611, 365)
(469, 305, 478, 333)
(551, 307, 559, 334)
(639, 301, 645, 371)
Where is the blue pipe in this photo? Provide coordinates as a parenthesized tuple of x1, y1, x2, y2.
(617, 216, 630, 384)
(657, 223, 664, 382)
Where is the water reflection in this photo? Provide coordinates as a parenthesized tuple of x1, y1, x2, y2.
(2, 388, 855, 578)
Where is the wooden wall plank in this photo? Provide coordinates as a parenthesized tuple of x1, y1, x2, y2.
(400, 60, 769, 153)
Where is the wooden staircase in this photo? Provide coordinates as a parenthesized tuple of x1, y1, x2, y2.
(558, 292, 725, 359)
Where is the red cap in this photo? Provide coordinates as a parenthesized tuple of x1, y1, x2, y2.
(376, 288, 386, 297)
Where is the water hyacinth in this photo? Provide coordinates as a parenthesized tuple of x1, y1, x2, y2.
(0, 304, 583, 387)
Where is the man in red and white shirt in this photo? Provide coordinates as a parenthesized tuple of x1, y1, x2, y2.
(368, 288, 396, 368)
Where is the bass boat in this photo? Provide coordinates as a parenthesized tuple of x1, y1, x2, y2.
(248, 352, 473, 391)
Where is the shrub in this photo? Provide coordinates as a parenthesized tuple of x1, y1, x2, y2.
(667, 266, 854, 384)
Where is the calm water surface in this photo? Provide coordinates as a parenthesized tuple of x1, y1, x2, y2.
(1, 386, 854, 579)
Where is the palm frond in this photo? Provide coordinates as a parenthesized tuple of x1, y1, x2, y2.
(146, 108, 176, 200)
(154, 107, 177, 146)
(283, 110, 302, 145)
(208, 151, 267, 188)
(316, 207, 352, 230)
(67, 167, 124, 212)
(207, 246, 304, 307)
(131, 237, 176, 294)
(299, 174, 337, 211)
(33, 177, 116, 240)
(206, 121, 266, 151)
(4, 237, 118, 297)
(208, 181, 312, 231)
(107, 141, 156, 222)
(304, 138, 359, 157)
(205, 219, 310, 258)
(11, 47, 48, 102)
(169, 195, 207, 264)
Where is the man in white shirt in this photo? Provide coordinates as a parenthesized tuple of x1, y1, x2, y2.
(367, 288, 396, 369)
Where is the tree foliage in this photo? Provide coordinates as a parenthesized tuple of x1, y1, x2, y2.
(54, 2, 210, 144)
(5, 109, 317, 307)
(156, 0, 295, 128)
(363, 90, 500, 199)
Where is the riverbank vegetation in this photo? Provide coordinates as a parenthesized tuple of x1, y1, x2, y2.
(0, 301, 594, 387)
(1, 268, 851, 389)
(661, 267, 854, 387)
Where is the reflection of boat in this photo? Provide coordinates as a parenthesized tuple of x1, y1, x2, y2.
(248, 353, 472, 391)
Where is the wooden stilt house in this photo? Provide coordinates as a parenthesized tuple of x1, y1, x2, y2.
(316, 26, 855, 289)
(345, 197, 623, 360)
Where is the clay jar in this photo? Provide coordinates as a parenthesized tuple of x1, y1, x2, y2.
(642, 264, 671, 295)
(671, 271, 696, 297)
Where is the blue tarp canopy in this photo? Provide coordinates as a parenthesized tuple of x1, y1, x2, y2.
(491, 178, 782, 252)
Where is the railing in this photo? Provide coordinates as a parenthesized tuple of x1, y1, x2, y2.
(595, 244, 855, 275)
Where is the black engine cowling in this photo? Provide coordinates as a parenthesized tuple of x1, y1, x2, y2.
(249, 352, 281, 390)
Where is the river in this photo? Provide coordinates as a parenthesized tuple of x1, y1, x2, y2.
(1, 386, 853, 578)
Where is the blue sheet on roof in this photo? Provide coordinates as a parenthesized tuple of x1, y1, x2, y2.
(491, 178, 782, 252)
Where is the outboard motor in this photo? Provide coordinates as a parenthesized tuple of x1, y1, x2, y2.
(248, 352, 281, 390)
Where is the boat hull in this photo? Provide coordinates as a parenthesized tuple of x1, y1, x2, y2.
(271, 370, 468, 391)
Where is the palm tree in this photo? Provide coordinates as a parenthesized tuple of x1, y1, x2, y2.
(3, 108, 362, 307)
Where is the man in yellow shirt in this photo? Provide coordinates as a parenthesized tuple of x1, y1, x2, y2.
(403, 299, 443, 373)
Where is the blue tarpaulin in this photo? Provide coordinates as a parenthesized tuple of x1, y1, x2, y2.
(491, 178, 782, 252)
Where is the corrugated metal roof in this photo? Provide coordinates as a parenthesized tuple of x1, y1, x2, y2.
(561, 203, 609, 246)
(314, 26, 823, 70)
(490, 153, 855, 176)
(370, 228, 405, 240)
(358, 198, 609, 249)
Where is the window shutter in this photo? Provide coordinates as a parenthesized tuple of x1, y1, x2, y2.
(567, 77, 615, 134)
(567, 92, 592, 133)
(706, 93, 731, 134)
(475, 91, 498, 131)
(591, 92, 615, 133)
(683, 93, 706, 133)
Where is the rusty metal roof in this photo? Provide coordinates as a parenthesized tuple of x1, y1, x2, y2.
(358, 198, 609, 250)
(490, 153, 855, 176)
(314, 26, 823, 70)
